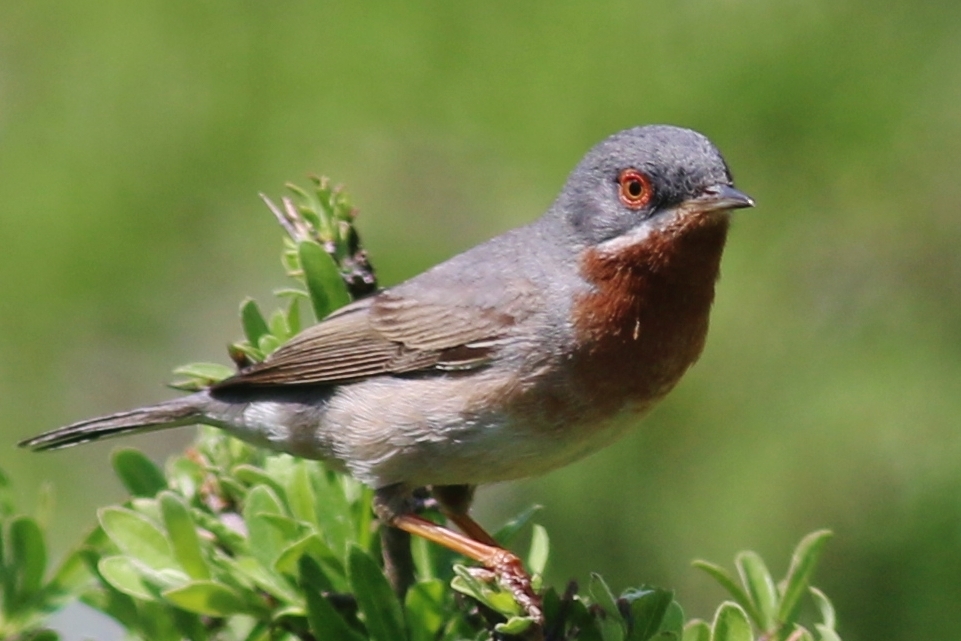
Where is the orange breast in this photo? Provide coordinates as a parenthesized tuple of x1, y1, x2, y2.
(568, 212, 730, 419)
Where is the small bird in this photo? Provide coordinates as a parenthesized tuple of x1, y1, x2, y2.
(21, 125, 753, 620)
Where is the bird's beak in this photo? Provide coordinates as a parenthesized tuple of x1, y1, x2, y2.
(684, 184, 755, 213)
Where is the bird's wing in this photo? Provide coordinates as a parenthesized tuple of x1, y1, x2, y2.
(214, 291, 519, 388)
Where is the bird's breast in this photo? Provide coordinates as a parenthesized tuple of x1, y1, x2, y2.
(566, 212, 731, 421)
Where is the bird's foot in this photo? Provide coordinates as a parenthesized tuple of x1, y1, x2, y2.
(468, 549, 543, 625)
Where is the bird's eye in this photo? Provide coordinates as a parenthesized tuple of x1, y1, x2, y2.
(617, 169, 653, 210)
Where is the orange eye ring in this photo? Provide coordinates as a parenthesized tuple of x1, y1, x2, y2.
(617, 168, 653, 210)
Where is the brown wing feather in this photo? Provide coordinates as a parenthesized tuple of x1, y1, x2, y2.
(214, 292, 517, 389)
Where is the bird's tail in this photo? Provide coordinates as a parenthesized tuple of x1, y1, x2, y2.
(18, 394, 208, 452)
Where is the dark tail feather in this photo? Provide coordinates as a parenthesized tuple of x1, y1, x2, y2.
(19, 395, 207, 452)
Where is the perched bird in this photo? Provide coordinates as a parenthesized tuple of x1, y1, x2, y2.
(21, 125, 753, 620)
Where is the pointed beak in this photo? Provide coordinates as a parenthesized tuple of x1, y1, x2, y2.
(685, 184, 755, 213)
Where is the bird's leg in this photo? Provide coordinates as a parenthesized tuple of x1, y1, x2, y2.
(429, 484, 499, 546)
(380, 526, 415, 599)
(374, 485, 543, 624)
(391, 513, 543, 624)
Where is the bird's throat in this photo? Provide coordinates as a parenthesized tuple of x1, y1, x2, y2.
(571, 212, 730, 412)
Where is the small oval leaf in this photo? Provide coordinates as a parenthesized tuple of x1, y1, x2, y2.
(682, 620, 711, 641)
(170, 362, 235, 388)
(240, 298, 271, 346)
(162, 580, 247, 616)
(348, 545, 406, 641)
(692, 560, 762, 626)
(112, 449, 167, 498)
(305, 587, 365, 641)
(10, 516, 47, 601)
(711, 602, 752, 641)
(405, 579, 446, 641)
(493, 505, 543, 546)
(99, 507, 177, 571)
(159, 491, 209, 580)
(98, 556, 156, 601)
(527, 524, 550, 576)
(299, 240, 351, 321)
(777, 530, 833, 623)
(495, 616, 535, 635)
(623, 587, 674, 641)
(735, 551, 777, 630)
(809, 586, 836, 630)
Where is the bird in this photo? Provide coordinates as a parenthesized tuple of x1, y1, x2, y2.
(20, 125, 754, 621)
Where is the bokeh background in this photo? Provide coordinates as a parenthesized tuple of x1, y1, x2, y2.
(2, 2, 961, 639)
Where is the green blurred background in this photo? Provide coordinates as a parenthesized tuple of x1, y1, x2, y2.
(2, 1, 961, 638)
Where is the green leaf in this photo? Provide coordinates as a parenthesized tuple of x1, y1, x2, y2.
(169, 607, 208, 641)
(450, 565, 520, 616)
(777, 530, 833, 623)
(228, 341, 264, 365)
(815, 624, 842, 641)
(735, 551, 777, 630)
(348, 544, 406, 641)
(589, 573, 625, 641)
(286, 297, 302, 336)
(809, 586, 836, 630)
(567, 595, 605, 641)
(243, 485, 288, 569)
(232, 465, 288, 503)
(658, 601, 685, 638)
(622, 587, 673, 641)
(220, 555, 301, 605)
(405, 579, 446, 641)
(493, 504, 542, 545)
(692, 560, 762, 625)
(257, 334, 281, 356)
(165, 457, 203, 501)
(173, 363, 237, 386)
(352, 484, 374, 552)
(496, 616, 535, 635)
(21, 630, 60, 641)
(159, 492, 209, 580)
(97, 556, 156, 601)
(112, 449, 167, 498)
(311, 472, 353, 558)
(410, 535, 436, 582)
(9, 516, 47, 604)
(527, 524, 549, 576)
(275, 532, 341, 580)
(682, 620, 711, 641)
(240, 297, 271, 346)
(305, 588, 364, 641)
(138, 599, 183, 641)
(162, 580, 248, 616)
(589, 572, 622, 619)
(710, 602, 752, 641)
(286, 464, 318, 527)
(130, 497, 163, 524)
(298, 240, 351, 321)
(98, 507, 177, 571)
(269, 309, 290, 342)
(299, 554, 339, 594)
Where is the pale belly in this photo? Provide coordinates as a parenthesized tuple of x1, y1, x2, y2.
(318, 374, 656, 488)
(223, 371, 657, 490)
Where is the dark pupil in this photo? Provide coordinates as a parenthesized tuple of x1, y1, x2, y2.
(627, 179, 643, 198)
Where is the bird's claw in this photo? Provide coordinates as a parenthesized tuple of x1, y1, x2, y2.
(467, 549, 544, 625)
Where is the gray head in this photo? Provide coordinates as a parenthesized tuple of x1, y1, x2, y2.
(549, 125, 753, 245)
